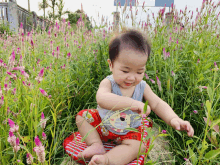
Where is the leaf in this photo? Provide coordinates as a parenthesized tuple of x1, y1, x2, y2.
(125, 127, 139, 132)
(203, 117, 219, 132)
(22, 136, 31, 143)
(158, 134, 169, 137)
(188, 145, 198, 164)
(186, 140, 194, 146)
(207, 87, 213, 102)
(210, 119, 220, 133)
(205, 148, 220, 160)
(167, 79, 170, 91)
(143, 101, 148, 114)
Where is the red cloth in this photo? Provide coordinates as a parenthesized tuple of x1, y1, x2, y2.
(63, 109, 153, 165)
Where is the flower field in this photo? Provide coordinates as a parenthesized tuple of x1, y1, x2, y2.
(0, 0, 220, 164)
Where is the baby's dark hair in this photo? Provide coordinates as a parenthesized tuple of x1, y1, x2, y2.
(108, 28, 151, 65)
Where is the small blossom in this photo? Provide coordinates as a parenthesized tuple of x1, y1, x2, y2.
(35, 68, 44, 83)
(67, 52, 71, 58)
(3, 84, 10, 92)
(0, 96, 4, 106)
(171, 71, 175, 76)
(145, 73, 149, 79)
(26, 153, 33, 164)
(42, 132, 47, 140)
(34, 136, 42, 146)
(13, 138, 20, 152)
(193, 110, 198, 114)
(197, 59, 200, 63)
(34, 136, 45, 163)
(39, 88, 48, 97)
(150, 79, 155, 84)
(162, 130, 167, 134)
(156, 76, 162, 91)
(21, 70, 29, 79)
(8, 119, 19, 133)
(7, 131, 16, 146)
(41, 112, 46, 129)
(12, 88, 16, 95)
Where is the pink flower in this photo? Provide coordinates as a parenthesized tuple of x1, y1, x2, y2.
(39, 88, 48, 97)
(156, 76, 162, 91)
(67, 52, 71, 58)
(3, 84, 10, 92)
(213, 62, 219, 71)
(41, 112, 45, 119)
(42, 132, 47, 140)
(13, 138, 20, 153)
(8, 119, 19, 133)
(26, 153, 33, 164)
(34, 136, 45, 163)
(0, 96, 4, 107)
(40, 112, 46, 129)
(197, 59, 200, 63)
(35, 68, 44, 83)
(12, 88, 16, 95)
(31, 40, 34, 47)
(176, 39, 179, 44)
(34, 136, 42, 146)
(162, 130, 167, 134)
(193, 110, 198, 114)
(0, 87, 2, 97)
(7, 131, 16, 146)
(150, 79, 155, 84)
(171, 71, 175, 76)
(145, 73, 149, 79)
(21, 70, 29, 79)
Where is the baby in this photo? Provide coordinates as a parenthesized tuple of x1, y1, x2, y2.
(76, 29, 194, 165)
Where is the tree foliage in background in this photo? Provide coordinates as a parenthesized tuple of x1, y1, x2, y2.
(38, 0, 49, 19)
(67, 9, 93, 30)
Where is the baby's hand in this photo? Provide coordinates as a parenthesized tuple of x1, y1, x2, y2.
(170, 118, 194, 137)
(130, 101, 151, 116)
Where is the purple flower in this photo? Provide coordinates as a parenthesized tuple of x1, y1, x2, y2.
(41, 112, 45, 120)
(156, 76, 162, 91)
(8, 119, 19, 132)
(8, 119, 15, 128)
(42, 132, 47, 140)
(39, 88, 48, 97)
(193, 110, 198, 114)
(31, 40, 34, 47)
(162, 130, 167, 134)
(67, 52, 71, 58)
(150, 79, 155, 84)
(145, 73, 149, 79)
(197, 59, 200, 63)
(34, 136, 42, 146)
(171, 71, 175, 76)
(26, 153, 33, 164)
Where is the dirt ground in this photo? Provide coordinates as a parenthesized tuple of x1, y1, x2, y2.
(61, 123, 174, 165)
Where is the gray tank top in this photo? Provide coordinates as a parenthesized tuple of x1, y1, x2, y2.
(97, 75, 146, 135)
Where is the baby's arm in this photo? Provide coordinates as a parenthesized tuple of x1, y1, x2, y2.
(96, 78, 137, 111)
(143, 82, 194, 137)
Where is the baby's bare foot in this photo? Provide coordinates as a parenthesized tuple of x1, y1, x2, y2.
(88, 154, 109, 165)
(77, 142, 106, 160)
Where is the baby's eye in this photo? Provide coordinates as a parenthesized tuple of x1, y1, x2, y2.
(122, 71, 129, 73)
(137, 72, 143, 74)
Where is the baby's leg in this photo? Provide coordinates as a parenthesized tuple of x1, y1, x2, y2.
(88, 139, 146, 165)
(76, 115, 106, 159)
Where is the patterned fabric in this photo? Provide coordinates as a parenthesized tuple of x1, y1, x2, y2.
(98, 74, 147, 135)
(77, 109, 152, 143)
(63, 112, 153, 165)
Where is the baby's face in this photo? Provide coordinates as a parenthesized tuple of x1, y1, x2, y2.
(108, 48, 148, 89)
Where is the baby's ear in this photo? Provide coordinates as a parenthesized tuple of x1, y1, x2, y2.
(107, 59, 113, 72)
